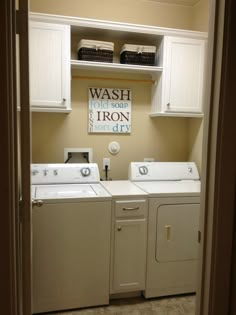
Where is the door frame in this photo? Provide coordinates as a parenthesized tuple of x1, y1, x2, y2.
(197, 0, 236, 314)
(0, 0, 19, 314)
(0, 0, 31, 315)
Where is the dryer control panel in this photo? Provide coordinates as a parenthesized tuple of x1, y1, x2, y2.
(129, 162, 200, 181)
(31, 163, 100, 184)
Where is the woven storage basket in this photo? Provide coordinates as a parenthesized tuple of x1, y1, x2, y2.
(120, 44, 156, 66)
(77, 39, 114, 63)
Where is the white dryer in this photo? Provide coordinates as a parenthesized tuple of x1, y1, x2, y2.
(129, 162, 201, 298)
(31, 163, 111, 313)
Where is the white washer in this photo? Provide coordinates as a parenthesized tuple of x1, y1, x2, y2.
(129, 162, 201, 298)
(31, 163, 111, 313)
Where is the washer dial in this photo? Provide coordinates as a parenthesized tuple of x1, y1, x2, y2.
(80, 167, 91, 177)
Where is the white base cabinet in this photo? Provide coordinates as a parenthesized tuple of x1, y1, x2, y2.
(29, 21, 71, 112)
(110, 199, 148, 294)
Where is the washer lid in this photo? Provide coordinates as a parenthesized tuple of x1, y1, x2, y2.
(34, 183, 110, 200)
(134, 180, 201, 197)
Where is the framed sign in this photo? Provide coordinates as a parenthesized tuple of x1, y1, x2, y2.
(88, 87, 132, 133)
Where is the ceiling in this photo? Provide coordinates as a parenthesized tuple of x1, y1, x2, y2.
(146, 0, 200, 6)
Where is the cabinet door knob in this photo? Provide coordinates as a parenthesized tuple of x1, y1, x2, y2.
(117, 226, 122, 231)
(167, 102, 170, 108)
(63, 98, 66, 102)
(32, 199, 43, 207)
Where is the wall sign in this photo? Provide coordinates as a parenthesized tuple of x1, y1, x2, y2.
(88, 87, 132, 133)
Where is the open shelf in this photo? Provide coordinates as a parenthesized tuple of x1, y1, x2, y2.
(71, 60, 162, 78)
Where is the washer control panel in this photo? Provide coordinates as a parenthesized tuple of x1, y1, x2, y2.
(31, 163, 100, 184)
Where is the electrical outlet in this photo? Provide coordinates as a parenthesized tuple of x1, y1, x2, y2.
(103, 158, 110, 170)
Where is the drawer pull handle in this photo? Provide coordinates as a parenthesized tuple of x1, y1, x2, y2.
(122, 207, 140, 211)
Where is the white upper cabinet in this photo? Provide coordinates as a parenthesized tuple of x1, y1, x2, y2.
(164, 36, 206, 114)
(151, 36, 206, 117)
(29, 21, 71, 112)
(29, 13, 207, 117)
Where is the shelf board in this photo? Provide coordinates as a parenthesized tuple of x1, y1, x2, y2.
(71, 60, 162, 77)
(31, 107, 72, 113)
(150, 112, 204, 118)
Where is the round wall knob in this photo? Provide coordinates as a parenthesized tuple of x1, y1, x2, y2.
(108, 141, 120, 155)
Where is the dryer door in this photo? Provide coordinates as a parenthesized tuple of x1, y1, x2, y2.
(156, 203, 199, 262)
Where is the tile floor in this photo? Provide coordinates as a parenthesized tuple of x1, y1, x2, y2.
(42, 294, 195, 315)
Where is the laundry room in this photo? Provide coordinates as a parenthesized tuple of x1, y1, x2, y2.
(29, 0, 209, 314)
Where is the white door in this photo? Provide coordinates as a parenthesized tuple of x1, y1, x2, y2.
(29, 21, 70, 111)
(156, 203, 200, 262)
(112, 219, 147, 293)
(163, 36, 206, 113)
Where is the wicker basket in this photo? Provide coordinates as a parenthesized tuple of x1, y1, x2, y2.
(77, 39, 114, 63)
(120, 44, 156, 66)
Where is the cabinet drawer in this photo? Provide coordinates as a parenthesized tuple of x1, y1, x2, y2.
(115, 200, 147, 218)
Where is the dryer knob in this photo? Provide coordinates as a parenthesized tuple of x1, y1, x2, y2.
(139, 166, 148, 175)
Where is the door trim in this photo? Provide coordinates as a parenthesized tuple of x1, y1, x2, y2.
(0, 0, 19, 314)
(198, 0, 236, 314)
(17, 0, 32, 314)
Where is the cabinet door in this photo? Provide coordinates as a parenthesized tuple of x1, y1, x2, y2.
(111, 219, 147, 293)
(163, 36, 206, 113)
(29, 21, 71, 112)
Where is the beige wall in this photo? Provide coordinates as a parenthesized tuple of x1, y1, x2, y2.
(32, 75, 189, 180)
(188, 0, 209, 172)
(30, 0, 193, 30)
(188, 119, 204, 171)
(30, 0, 209, 179)
(192, 0, 209, 31)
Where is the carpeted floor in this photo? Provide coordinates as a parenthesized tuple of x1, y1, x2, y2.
(42, 294, 195, 315)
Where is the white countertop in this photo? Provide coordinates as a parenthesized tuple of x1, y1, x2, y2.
(101, 180, 147, 197)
